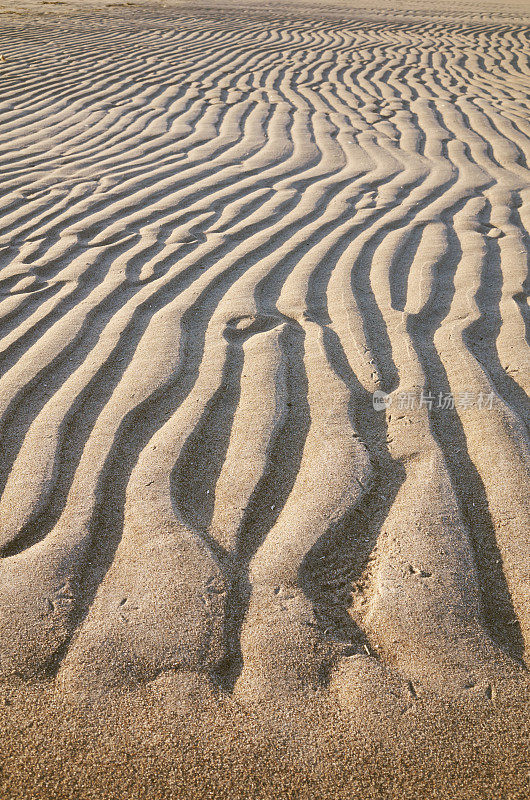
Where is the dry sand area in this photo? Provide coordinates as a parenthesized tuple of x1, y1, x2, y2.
(0, 0, 529, 797)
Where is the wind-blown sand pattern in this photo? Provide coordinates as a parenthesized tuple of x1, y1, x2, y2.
(0, 1, 529, 797)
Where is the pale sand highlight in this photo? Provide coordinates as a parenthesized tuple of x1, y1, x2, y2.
(0, 0, 528, 797)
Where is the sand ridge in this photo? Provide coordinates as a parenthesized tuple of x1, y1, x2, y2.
(0, 1, 528, 797)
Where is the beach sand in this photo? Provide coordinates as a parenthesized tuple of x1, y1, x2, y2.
(0, 0, 528, 796)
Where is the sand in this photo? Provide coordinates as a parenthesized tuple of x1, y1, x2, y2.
(0, 0, 528, 797)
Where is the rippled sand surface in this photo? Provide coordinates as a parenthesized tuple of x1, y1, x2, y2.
(0, 1, 528, 797)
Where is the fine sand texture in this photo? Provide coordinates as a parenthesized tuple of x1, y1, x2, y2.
(0, 0, 529, 797)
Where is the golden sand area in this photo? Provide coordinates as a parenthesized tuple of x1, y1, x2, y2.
(0, 1, 528, 797)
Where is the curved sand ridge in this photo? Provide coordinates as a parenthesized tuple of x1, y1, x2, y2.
(0, 0, 528, 725)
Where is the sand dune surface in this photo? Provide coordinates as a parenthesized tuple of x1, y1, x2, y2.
(0, 1, 529, 797)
